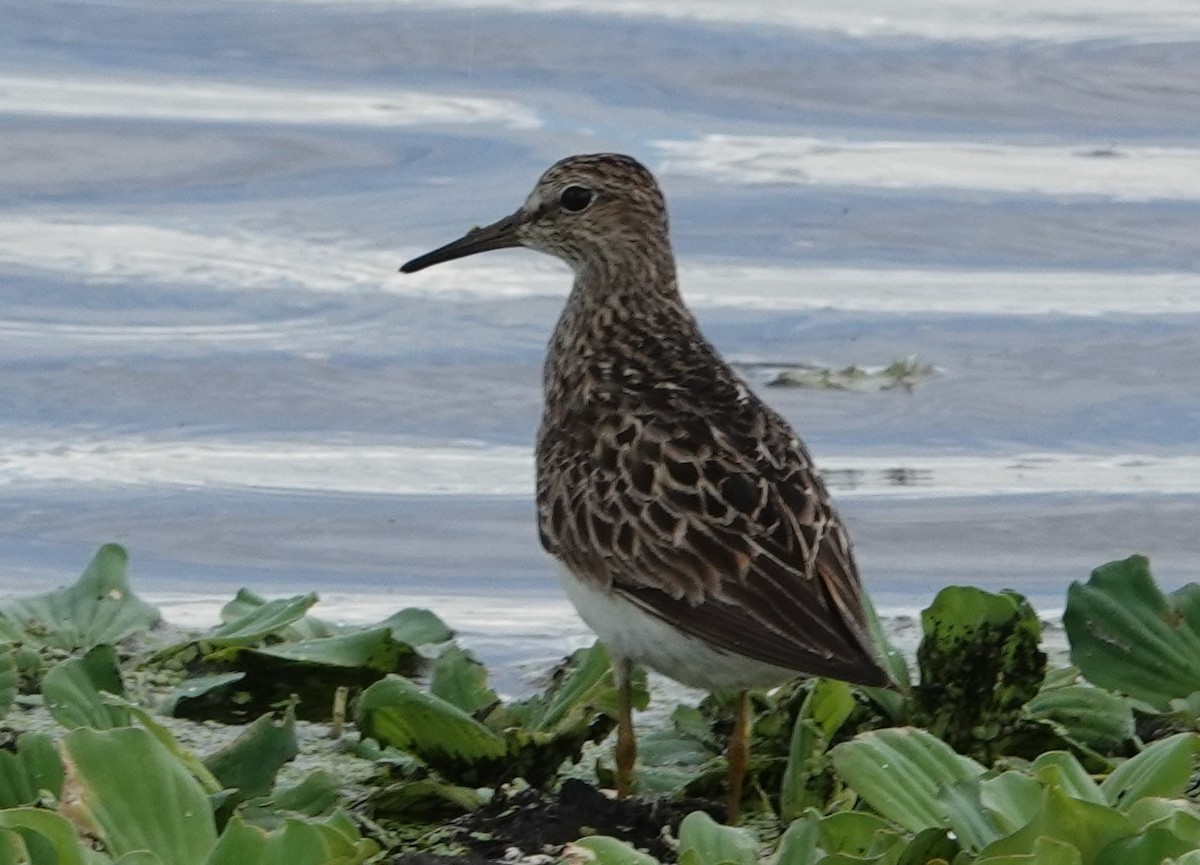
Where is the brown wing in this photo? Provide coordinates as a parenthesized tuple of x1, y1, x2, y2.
(537, 384, 889, 689)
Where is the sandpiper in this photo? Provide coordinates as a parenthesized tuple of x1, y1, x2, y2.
(401, 153, 890, 821)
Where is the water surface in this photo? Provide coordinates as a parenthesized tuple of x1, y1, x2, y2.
(3, 0, 1199, 686)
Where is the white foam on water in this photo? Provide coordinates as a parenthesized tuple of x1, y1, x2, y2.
(0, 74, 540, 128)
(2, 436, 1199, 498)
(255, 0, 1200, 42)
(3, 216, 1199, 317)
(657, 135, 1200, 202)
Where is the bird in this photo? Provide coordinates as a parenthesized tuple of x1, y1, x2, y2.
(400, 153, 890, 822)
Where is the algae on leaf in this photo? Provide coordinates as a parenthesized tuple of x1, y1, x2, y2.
(915, 586, 1046, 762)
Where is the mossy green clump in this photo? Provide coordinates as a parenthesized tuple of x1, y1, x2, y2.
(914, 587, 1047, 763)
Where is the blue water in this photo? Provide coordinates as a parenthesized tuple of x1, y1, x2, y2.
(3, 0, 1200, 681)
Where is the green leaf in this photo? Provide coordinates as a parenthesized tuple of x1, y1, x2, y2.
(430, 645, 499, 715)
(569, 837, 661, 865)
(357, 674, 506, 764)
(365, 777, 488, 820)
(102, 695, 223, 794)
(860, 590, 912, 716)
(60, 727, 218, 865)
(0, 733, 64, 808)
(978, 771, 1043, 835)
(772, 812, 821, 865)
(245, 628, 411, 670)
(1064, 555, 1200, 710)
(830, 727, 985, 833)
(204, 594, 318, 648)
(160, 673, 247, 716)
(781, 679, 855, 819)
(41, 645, 129, 730)
(977, 835, 1083, 865)
(0, 544, 160, 650)
(204, 709, 299, 804)
(818, 810, 901, 859)
(677, 811, 758, 865)
(915, 586, 1046, 761)
(895, 827, 960, 865)
(0, 808, 89, 865)
(1024, 685, 1135, 751)
(504, 644, 644, 789)
(113, 854, 164, 865)
(1029, 752, 1105, 804)
(204, 814, 375, 865)
(1125, 796, 1200, 837)
(0, 646, 17, 719)
(1097, 825, 1200, 865)
(219, 589, 337, 641)
(976, 785, 1132, 862)
(375, 607, 453, 647)
(941, 779, 1004, 853)
(1101, 733, 1200, 810)
(507, 641, 621, 733)
(628, 710, 722, 797)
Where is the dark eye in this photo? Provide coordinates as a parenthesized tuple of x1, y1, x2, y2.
(560, 185, 593, 212)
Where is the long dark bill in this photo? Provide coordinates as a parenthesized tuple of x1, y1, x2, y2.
(399, 210, 524, 273)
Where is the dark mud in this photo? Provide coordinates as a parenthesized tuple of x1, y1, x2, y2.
(394, 779, 723, 864)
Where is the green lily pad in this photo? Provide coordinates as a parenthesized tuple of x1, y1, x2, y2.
(0, 544, 159, 650)
(1064, 556, 1200, 710)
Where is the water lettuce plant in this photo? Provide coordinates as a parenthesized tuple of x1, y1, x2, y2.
(0, 546, 1198, 863)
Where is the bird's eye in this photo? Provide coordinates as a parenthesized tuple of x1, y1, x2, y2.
(559, 186, 594, 212)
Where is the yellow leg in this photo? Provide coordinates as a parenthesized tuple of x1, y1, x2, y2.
(726, 690, 752, 824)
(615, 659, 637, 798)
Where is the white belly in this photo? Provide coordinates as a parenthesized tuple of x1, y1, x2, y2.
(556, 565, 799, 692)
